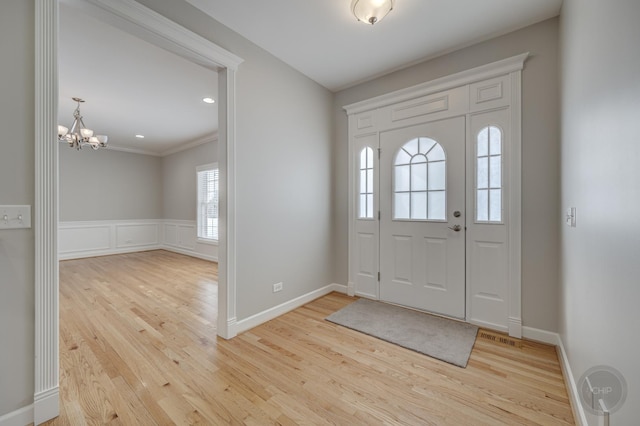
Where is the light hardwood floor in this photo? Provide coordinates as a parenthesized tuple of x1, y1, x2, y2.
(47, 250, 574, 425)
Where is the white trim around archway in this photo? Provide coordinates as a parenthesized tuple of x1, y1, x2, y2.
(34, 0, 243, 423)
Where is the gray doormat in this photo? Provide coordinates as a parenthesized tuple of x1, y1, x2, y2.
(326, 298, 478, 368)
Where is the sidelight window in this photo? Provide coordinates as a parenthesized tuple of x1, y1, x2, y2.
(358, 147, 375, 219)
(476, 126, 502, 222)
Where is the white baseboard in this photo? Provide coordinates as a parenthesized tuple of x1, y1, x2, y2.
(469, 318, 509, 334)
(521, 326, 559, 346)
(518, 327, 587, 425)
(59, 244, 163, 260)
(0, 405, 33, 426)
(0, 389, 60, 426)
(162, 245, 218, 262)
(508, 316, 523, 338)
(556, 336, 588, 426)
(235, 283, 347, 335)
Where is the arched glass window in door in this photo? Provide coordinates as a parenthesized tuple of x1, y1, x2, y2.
(476, 126, 502, 222)
(394, 138, 446, 220)
(358, 147, 374, 219)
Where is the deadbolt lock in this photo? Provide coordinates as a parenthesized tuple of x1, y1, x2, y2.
(453, 210, 461, 218)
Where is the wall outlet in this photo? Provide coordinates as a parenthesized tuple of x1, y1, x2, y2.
(565, 207, 576, 227)
(273, 282, 283, 293)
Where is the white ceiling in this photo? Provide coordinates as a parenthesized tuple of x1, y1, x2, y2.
(59, 0, 562, 154)
(185, 0, 563, 91)
(58, 3, 218, 156)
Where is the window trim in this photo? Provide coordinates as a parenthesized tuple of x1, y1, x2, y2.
(474, 125, 504, 224)
(358, 146, 375, 220)
(196, 162, 219, 243)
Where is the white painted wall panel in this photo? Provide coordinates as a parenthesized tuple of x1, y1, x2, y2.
(560, 0, 640, 423)
(116, 224, 159, 248)
(177, 224, 196, 250)
(164, 223, 178, 246)
(59, 220, 218, 262)
(59, 225, 110, 254)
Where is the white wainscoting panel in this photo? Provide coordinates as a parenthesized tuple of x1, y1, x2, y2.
(59, 220, 161, 260)
(59, 224, 111, 254)
(164, 223, 178, 246)
(162, 220, 218, 261)
(59, 220, 218, 262)
(116, 223, 159, 249)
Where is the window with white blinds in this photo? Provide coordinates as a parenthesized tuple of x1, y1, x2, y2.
(197, 163, 219, 241)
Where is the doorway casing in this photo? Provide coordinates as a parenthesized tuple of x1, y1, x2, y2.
(34, 0, 243, 423)
(344, 53, 528, 338)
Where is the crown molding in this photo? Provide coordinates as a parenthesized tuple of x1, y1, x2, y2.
(344, 52, 529, 115)
(161, 133, 218, 157)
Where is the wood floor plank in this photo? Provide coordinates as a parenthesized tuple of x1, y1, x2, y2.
(46, 250, 575, 425)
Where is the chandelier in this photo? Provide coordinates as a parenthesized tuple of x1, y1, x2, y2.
(351, 0, 395, 25)
(57, 97, 108, 150)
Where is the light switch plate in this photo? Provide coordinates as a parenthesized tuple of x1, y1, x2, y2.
(0, 205, 32, 229)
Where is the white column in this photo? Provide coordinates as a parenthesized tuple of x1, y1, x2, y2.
(34, 0, 60, 423)
(217, 67, 238, 339)
(508, 69, 523, 339)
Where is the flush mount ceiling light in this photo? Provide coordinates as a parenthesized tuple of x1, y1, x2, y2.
(351, 0, 395, 25)
(57, 97, 108, 150)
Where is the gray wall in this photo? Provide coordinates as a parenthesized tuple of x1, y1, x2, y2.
(560, 0, 640, 423)
(162, 140, 217, 220)
(133, 0, 336, 321)
(60, 138, 218, 222)
(333, 18, 560, 332)
(0, 0, 34, 416)
(1, 0, 334, 417)
(59, 148, 163, 221)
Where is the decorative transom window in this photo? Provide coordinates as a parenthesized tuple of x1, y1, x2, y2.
(359, 147, 375, 219)
(197, 163, 219, 241)
(476, 126, 502, 222)
(393, 138, 446, 221)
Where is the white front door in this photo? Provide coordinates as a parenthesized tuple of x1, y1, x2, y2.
(379, 117, 466, 319)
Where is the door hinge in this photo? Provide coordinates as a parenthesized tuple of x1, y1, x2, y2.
(377, 272, 380, 281)
(378, 210, 381, 220)
(377, 148, 381, 159)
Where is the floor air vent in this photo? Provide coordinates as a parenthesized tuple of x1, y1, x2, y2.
(478, 331, 522, 348)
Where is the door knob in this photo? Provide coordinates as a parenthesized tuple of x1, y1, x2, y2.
(448, 224, 461, 232)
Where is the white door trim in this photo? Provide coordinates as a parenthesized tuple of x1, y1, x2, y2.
(344, 53, 528, 338)
(35, 0, 243, 422)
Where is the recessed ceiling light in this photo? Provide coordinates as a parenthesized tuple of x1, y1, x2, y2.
(202, 97, 215, 104)
(135, 134, 145, 139)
